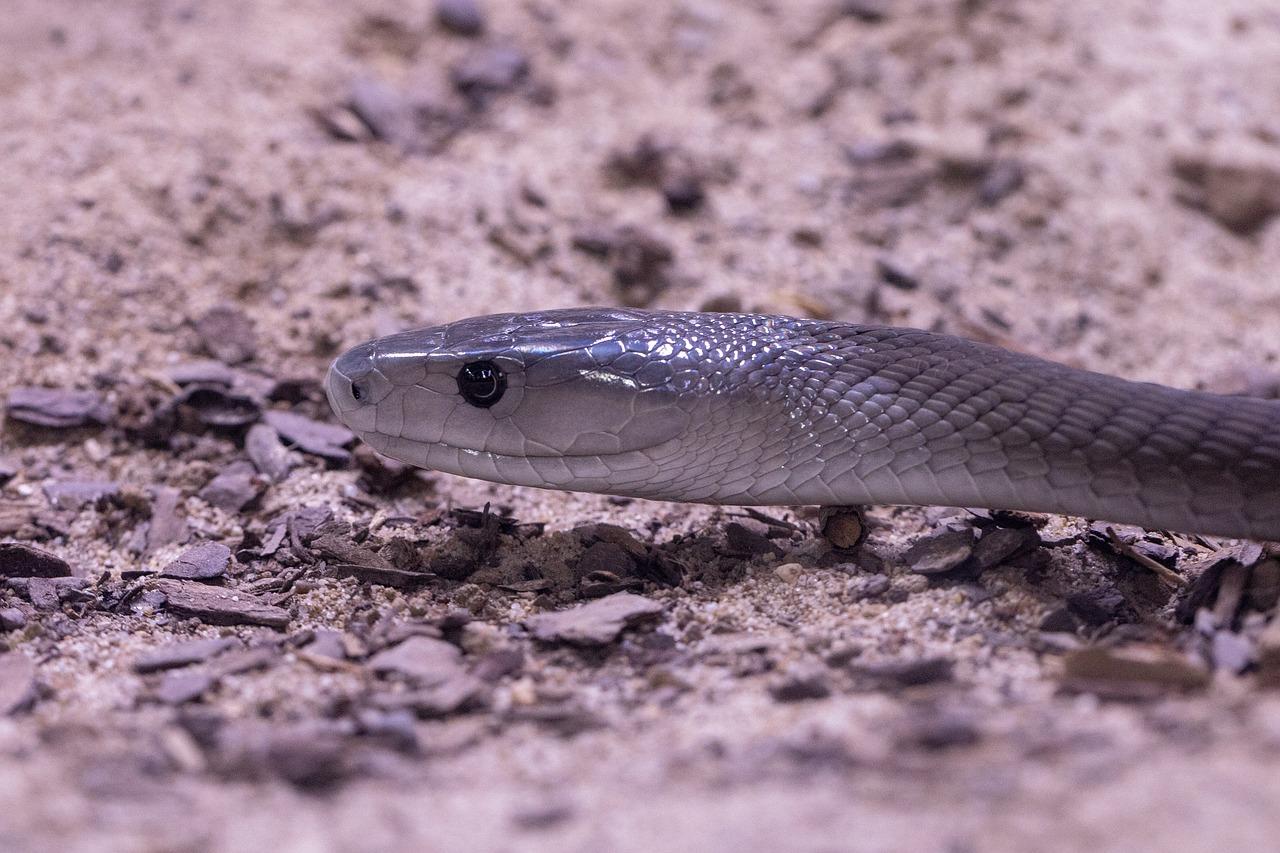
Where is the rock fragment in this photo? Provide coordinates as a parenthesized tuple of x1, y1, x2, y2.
(723, 520, 783, 558)
(6, 576, 90, 610)
(0, 653, 36, 715)
(1172, 148, 1280, 233)
(853, 657, 954, 687)
(160, 542, 232, 582)
(769, 669, 832, 702)
(436, 0, 485, 36)
(264, 410, 354, 464)
(195, 305, 257, 365)
(156, 670, 217, 705)
(972, 525, 1040, 571)
(5, 387, 111, 428)
(176, 386, 261, 429)
(525, 592, 664, 646)
(904, 526, 975, 575)
(0, 608, 26, 631)
(197, 461, 263, 512)
(0, 542, 72, 578)
(43, 480, 121, 511)
(450, 44, 529, 97)
(133, 637, 241, 673)
(367, 636, 466, 685)
(146, 487, 189, 552)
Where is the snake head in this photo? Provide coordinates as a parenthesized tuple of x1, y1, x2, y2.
(325, 309, 697, 489)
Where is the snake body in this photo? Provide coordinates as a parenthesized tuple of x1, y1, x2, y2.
(326, 309, 1280, 540)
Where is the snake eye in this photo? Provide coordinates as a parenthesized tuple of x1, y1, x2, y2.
(457, 360, 505, 408)
(350, 381, 364, 401)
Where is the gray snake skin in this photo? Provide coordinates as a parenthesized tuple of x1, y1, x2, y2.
(326, 309, 1280, 540)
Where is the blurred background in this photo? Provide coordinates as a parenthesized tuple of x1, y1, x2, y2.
(2, 1, 1280, 851)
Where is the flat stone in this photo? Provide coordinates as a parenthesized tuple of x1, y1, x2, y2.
(0, 542, 72, 578)
(367, 635, 465, 685)
(575, 541, 638, 581)
(264, 410, 354, 464)
(450, 44, 529, 95)
(436, 0, 485, 36)
(972, 526, 1040, 571)
(167, 360, 235, 387)
(372, 676, 487, 717)
(904, 526, 975, 575)
(6, 576, 89, 611)
(155, 579, 290, 629)
(769, 669, 832, 702)
(0, 608, 27, 631)
(1173, 147, 1280, 233)
(303, 629, 347, 661)
(156, 670, 217, 705)
(6, 387, 111, 428)
(854, 656, 954, 687)
(245, 422, 293, 482)
(0, 653, 36, 715)
(525, 592, 664, 646)
(133, 637, 241, 673)
(43, 480, 120, 510)
(160, 541, 232, 581)
(146, 486, 189, 552)
(197, 462, 263, 512)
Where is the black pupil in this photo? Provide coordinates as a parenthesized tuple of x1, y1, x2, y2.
(458, 361, 505, 408)
(350, 382, 363, 401)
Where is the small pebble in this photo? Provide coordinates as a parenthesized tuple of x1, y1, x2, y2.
(436, 0, 485, 37)
(773, 562, 804, 583)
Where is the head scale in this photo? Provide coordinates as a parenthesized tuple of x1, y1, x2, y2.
(325, 309, 711, 492)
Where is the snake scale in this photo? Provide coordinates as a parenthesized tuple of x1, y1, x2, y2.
(326, 309, 1280, 541)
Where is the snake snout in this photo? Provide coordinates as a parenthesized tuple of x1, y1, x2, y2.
(326, 342, 393, 432)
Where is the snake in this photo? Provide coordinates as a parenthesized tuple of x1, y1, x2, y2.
(325, 308, 1280, 541)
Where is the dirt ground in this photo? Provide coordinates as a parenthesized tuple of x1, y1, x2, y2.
(3, 1, 1280, 851)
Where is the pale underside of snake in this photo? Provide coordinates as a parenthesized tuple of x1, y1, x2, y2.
(325, 308, 1280, 542)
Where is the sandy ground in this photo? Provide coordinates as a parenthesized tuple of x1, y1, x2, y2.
(3, 1, 1280, 851)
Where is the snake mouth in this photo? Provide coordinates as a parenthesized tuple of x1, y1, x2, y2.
(361, 428, 671, 463)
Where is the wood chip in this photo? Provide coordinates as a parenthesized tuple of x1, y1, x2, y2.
(525, 592, 664, 646)
(819, 506, 866, 550)
(1060, 645, 1210, 699)
(154, 578, 290, 628)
